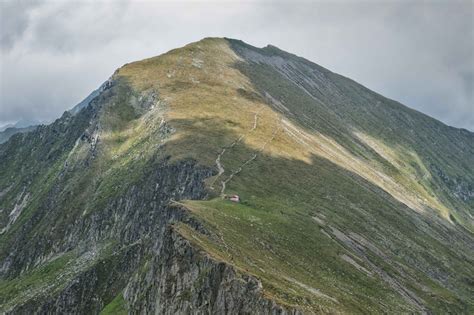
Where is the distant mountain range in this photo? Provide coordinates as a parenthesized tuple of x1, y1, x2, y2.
(0, 119, 41, 132)
(0, 84, 110, 144)
(0, 120, 40, 144)
(0, 38, 472, 314)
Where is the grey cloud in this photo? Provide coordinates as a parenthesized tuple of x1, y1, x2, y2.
(0, 0, 42, 50)
(0, 0, 472, 130)
(29, 1, 130, 53)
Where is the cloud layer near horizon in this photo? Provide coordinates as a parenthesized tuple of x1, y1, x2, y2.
(1, 0, 473, 130)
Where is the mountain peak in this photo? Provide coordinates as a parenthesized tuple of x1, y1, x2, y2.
(1, 38, 473, 314)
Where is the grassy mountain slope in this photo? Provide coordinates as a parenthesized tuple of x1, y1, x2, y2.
(0, 38, 472, 314)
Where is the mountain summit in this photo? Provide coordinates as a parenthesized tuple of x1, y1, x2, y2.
(0, 38, 473, 314)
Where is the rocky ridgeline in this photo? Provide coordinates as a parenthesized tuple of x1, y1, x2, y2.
(5, 159, 298, 314)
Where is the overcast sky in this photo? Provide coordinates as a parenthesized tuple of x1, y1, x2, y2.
(1, 0, 473, 130)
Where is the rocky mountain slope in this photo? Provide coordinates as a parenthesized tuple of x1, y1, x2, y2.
(0, 38, 473, 314)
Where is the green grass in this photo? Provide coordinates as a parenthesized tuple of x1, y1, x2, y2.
(100, 292, 128, 315)
(177, 145, 473, 313)
(178, 199, 405, 313)
(0, 252, 74, 311)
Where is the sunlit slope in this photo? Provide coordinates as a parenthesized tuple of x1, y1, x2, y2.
(118, 37, 473, 227)
(229, 39, 474, 227)
(116, 38, 473, 312)
(0, 37, 472, 314)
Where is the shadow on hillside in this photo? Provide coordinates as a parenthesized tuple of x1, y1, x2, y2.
(226, 50, 474, 231)
(160, 114, 474, 311)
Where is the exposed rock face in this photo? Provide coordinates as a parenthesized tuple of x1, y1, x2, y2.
(6, 191, 299, 315)
(125, 226, 300, 315)
(1, 157, 213, 276)
(10, 243, 143, 314)
(430, 163, 474, 202)
(3, 155, 300, 314)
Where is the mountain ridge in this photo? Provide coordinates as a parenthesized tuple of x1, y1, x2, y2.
(0, 37, 472, 314)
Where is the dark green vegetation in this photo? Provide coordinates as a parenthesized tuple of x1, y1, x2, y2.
(0, 38, 473, 314)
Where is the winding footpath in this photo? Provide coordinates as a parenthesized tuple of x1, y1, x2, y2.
(210, 108, 262, 192)
(211, 107, 282, 196)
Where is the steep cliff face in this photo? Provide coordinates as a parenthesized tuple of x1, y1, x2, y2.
(125, 223, 301, 315)
(1, 38, 473, 314)
(1, 156, 214, 312)
(3, 156, 295, 314)
(8, 205, 295, 315)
